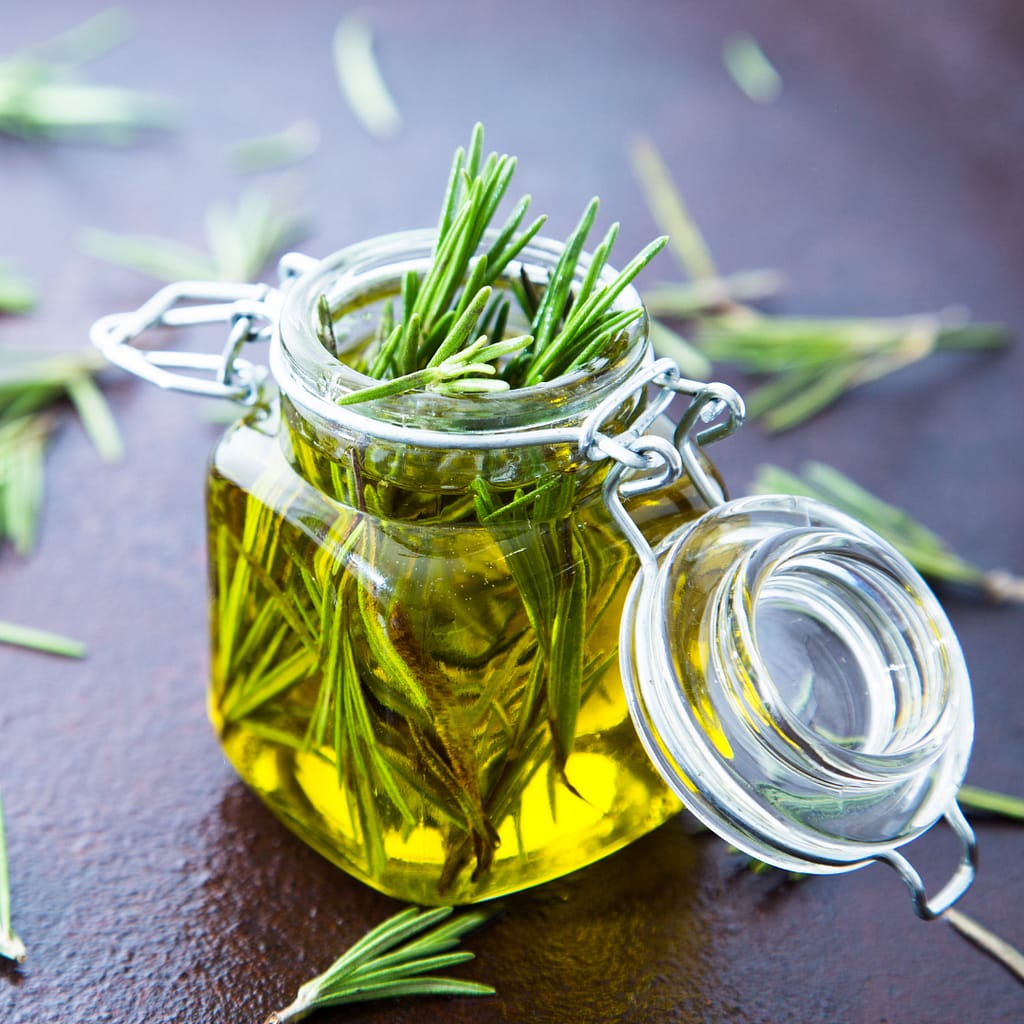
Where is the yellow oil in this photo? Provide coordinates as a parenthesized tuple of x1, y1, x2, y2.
(207, 403, 701, 904)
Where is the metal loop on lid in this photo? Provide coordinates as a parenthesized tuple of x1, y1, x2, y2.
(88, 280, 280, 404)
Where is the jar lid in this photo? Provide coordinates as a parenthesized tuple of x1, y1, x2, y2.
(620, 494, 975, 884)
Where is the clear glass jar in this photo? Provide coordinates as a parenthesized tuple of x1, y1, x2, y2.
(91, 230, 978, 919)
(205, 231, 707, 904)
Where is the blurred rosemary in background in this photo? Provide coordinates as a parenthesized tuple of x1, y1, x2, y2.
(630, 136, 1010, 431)
(0, 9, 173, 143)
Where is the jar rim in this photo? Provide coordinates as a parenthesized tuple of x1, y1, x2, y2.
(270, 228, 652, 445)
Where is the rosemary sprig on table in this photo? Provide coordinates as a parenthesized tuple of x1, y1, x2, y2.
(629, 136, 1011, 430)
(80, 184, 309, 283)
(752, 461, 1024, 602)
(265, 906, 493, 1022)
(0, 9, 174, 143)
(0, 788, 26, 963)
(328, 123, 666, 402)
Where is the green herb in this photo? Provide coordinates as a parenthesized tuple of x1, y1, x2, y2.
(752, 461, 1024, 602)
(1, 348, 122, 554)
(333, 12, 402, 142)
(944, 908, 1024, 984)
(0, 619, 87, 658)
(226, 119, 321, 174)
(630, 136, 1011, 430)
(0, 788, 26, 963)
(80, 184, 309, 283)
(700, 307, 1008, 431)
(0, 265, 37, 315)
(958, 784, 1024, 822)
(265, 906, 493, 1022)
(722, 33, 783, 104)
(0, 10, 174, 143)
(329, 124, 666, 401)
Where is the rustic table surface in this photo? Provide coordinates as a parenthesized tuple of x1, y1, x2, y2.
(2, 2, 1023, 1022)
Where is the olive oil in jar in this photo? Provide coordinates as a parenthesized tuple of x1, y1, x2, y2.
(206, 403, 697, 904)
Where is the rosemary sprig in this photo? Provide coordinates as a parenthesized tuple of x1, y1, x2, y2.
(333, 12, 402, 142)
(700, 307, 1008, 431)
(265, 906, 493, 1022)
(0, 10, 174, 144)
(330, 124, 665, 401)
(629, 136, 1010, 430)
(0, 788, 26, 963)
(752, 461, 1024, 602)
(722, 33, 783, 104)
(1, 348, 122, 554)
(80, 184, 309, 283)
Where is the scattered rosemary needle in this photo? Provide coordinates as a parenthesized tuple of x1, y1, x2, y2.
(752, 461, 1024, 602)
(0, 10, 174, 144)
(944, 908, 1024, 985)
(0, 265, 38, 315)
(722, 32, 783, 104)
(333, 11, 402, 142)
(0, 788, 26, 963)
(265, 906, 494, 1022)
(958, 784, 1024, 822)
(227, 119, 321, 174)
(80, 183, 310, 283)
(0, 620, 86, 658)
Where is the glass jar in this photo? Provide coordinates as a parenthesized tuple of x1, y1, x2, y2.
(205, 231, 707, 904)
(91, 231, 977, 918)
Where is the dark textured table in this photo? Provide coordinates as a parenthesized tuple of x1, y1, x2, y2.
(2, 2, 1023, 1022)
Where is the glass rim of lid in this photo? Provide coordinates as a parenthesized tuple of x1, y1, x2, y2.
(620, 493, 974, 874)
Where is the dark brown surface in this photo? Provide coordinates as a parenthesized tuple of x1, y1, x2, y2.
(2, 2, 1023, 1022)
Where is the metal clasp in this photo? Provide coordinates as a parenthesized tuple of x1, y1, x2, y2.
(89, 280, 283, 404)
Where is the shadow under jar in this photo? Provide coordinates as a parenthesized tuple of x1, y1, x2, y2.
(205, 231, 706, 904)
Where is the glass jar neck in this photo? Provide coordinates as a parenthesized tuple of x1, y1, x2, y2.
(270, 229, 654, 500)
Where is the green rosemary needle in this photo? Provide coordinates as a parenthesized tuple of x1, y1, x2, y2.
(0, 10, 174, 143)
(0, 788, 26, 963)
(958, 784, 1024, 822)
(265, 906, 494, 1022)
(0, 265, 37, 315)
(80, 184, 310, 283)
(752, 461, 1024, 602)
(227, 119, 321, 174)
(333, 12, 402, 141)
(943, 908, 1024, 984)
(722, 33, 783, 104)
(0, 620, 87, 658)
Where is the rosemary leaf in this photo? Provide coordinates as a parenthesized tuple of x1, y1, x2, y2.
(0, 620, 87, 658)
(66, 373, 124, 462)
(944, 908, 1024, 984)
(0, 789, 26, 963)
(648, 318, 713, 380)
(0, 265, 38, 314)
(752, 461, 1023, 601)
(642, 269, 785, 318)
(227, 119, 321, 173)
(332, 12, 402, 142)
(82, 184, 309, 283)
(0, 13, 174, 143)
(958, 784, 1024, 822)
(628, 135, 718, 281)
(722, 33, 783, 104)
(266, 906, 493, 1022)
